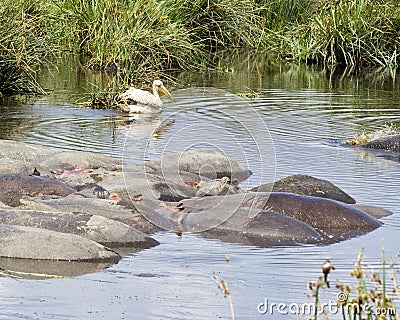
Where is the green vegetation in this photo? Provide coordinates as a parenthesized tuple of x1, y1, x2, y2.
(0, 0, 57, 94)
(1, 0, 400, 95)
(265, 0, 400, 67)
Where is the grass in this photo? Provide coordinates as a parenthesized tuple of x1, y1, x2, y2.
(2, 0, 400, 96)
(263, 0, 400, 68)
(0, 0, 58, 94)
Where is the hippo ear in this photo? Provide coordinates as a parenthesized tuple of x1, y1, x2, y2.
(108, 192, 122, 200)
(193, 181, 199, 189)
(231, 179, 239, 186)
(172, 202, 185, 212)
(131, 194, 142, 201)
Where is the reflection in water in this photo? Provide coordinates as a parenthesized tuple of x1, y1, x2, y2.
(0, 257, 115, 280)
(0, 58, 400, 319)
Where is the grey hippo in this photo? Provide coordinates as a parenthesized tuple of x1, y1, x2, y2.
(178, 192, 386, 244)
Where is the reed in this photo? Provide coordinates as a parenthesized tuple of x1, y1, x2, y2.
(49, 0, 203, 84)
(0, 0, 57, 94)
(309, 247, 398, 320)
(263, 0, 400, 67)
(3, 0, 400, 95)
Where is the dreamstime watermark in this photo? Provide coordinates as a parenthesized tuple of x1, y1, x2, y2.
(257, 292, 396, 318)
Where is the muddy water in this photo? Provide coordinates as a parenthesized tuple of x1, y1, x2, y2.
(0, 59, 399, 319)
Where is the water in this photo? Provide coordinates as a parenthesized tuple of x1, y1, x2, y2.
(0, 59, 399, 319)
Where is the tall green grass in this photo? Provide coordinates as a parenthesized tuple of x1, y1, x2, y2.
(2, 0, 400, 95)
(262, 0, 400, 67)
(0, 0, 57, 94)
(50, 0, 204, 79)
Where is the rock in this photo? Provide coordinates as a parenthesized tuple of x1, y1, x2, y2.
(0, 210, 159, 248)
(251, 174, 356, 204)
(0, 224, 120, 262)
(144, 149, 251, 181)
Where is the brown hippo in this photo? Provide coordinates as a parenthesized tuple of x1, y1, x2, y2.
(0, 174, 75, 206)
(183, 207, 321, 247)
(360, 134, 400, 152)
(251, 174, 355, 204)
(180, 192, 384, 242)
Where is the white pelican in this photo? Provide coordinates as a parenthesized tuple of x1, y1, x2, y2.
(119, 80, 174, 113)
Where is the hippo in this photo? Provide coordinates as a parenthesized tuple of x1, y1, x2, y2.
(0, 210, 159, 249)
(180, 192, 383, 242)
(0, 224, 120, 262)
(144, 149, 252, 181)
(183, 207, 321, 246)
(0, 174, 75, 206)
(195, 176, 243, 197)
(359, 134, 400, 152)
(251, 174, 355, 204)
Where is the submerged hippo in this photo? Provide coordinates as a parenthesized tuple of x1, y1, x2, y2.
(359, 134, 400, 152)
(251, 174, 355, 204)
(183, 207, 321, 246)
(0, 210, 159, 249)
(180, 192, 384, 243)
(144, 149, 252, 181)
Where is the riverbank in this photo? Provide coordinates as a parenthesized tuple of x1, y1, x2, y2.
(1, 0, 400, 95)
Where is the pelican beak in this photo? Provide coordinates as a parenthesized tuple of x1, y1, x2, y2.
(158, 85, 174, 101)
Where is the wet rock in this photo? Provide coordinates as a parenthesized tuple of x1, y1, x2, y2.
(144, 149, 251, 181)
(0, 174, 75, 207)
(0, 210, 159, 248)
(0, 224, 120, 262)
(251, 174, 356, 204)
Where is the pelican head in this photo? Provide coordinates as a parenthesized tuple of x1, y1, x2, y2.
(153, 80, 174, 101)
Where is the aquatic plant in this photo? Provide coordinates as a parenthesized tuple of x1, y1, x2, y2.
(77, 85, 122, 109)
(213, 272, 235, 320)
(308, 246, 399, 320)
(3, 0, 400, 95)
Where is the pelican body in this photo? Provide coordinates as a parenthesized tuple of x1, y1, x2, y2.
(119, 80, 173, 114)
